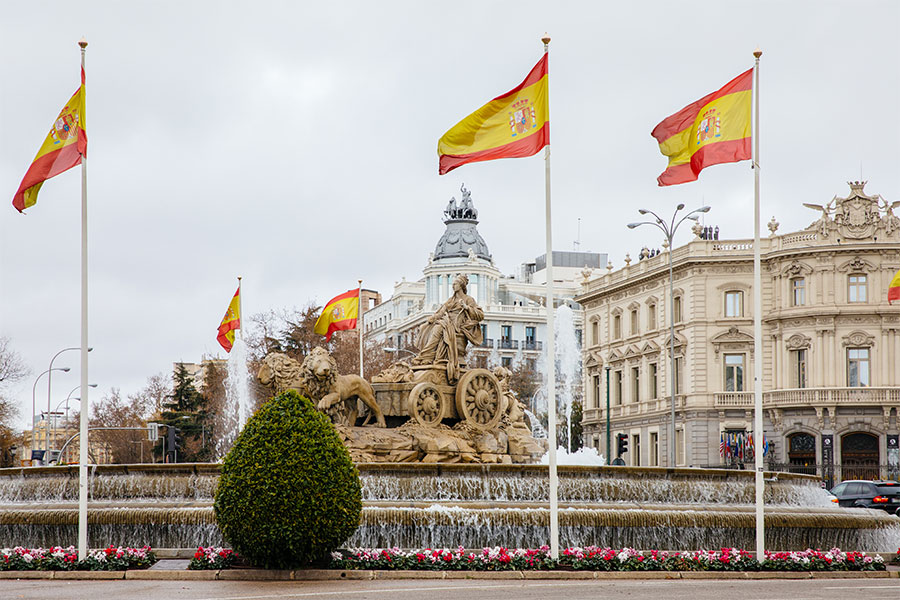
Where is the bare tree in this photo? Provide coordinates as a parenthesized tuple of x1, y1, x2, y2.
(0, 337, 27, 466)
(128, 373, 170, 420)
(90, 388, 148, 463)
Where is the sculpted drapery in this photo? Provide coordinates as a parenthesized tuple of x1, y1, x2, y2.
(413, 274, 484, 383)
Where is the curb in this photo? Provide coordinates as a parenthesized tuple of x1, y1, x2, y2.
(0, 569, 895, 581)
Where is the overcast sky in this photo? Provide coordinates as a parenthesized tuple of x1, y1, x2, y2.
(1, 1, 898, 427)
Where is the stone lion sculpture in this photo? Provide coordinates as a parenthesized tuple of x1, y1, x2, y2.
(258, 348, 386, 427)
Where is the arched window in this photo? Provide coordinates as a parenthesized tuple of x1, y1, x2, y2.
(788, 433, 816, 475)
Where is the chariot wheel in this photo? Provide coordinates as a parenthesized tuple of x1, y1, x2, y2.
(409, 382, 446, 427)
(455, 369, 503, 430)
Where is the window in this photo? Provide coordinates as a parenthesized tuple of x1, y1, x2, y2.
(630, 309, 639, 335)
(725, 291, 743, 317)
(592, 374, 601, 409)
(525, 326, 536, 344)
(791, 278, 806, 306)
(675, 428, 685, 466)
(501, 356, 512, 368)
(613, 315, 622, 339)
(480, 324, 488, 341)
(649, 432, 659, 467)
(648, 304, 657, 330)
(791, 349, 807, 388)
(501, 325, 512, 344)
(724, 353, 744, 391)
(848, 274, 867, 303)
(631, 366, 640, 402)
(847, 348, 870, 387)
(591, 321, 599, 345)
(673, 296, 683, 323)
(674, 356, 684, 394)
(614, 370, 623, 405)
(649, 363, 658, 399)
(631, 434, 641, 467)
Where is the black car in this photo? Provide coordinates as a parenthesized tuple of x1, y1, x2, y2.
(829, 480, 900, 515)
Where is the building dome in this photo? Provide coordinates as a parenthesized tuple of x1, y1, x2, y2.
(433, 185, 492, 262)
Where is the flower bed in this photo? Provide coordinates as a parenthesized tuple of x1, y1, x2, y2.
(329, 546, 886, 572)
(189, 546, 237, 570)
(0, 546, 156, 571)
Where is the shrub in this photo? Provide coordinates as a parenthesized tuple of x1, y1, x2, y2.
(214, 390, 362, 569)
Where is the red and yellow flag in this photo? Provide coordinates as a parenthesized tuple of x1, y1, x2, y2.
(13, 68, 88, 212)
(438, 55, 548, 175)
(651, 68, 752, 186)
(889, 268, 900, 304)
(217, 286, 241, 352)
(315, 288, 360, 341)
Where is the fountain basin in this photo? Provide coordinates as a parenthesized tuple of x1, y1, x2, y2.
(1, 463, 897, 551)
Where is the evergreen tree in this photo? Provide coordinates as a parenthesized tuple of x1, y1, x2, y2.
(154, 364, 212, 462)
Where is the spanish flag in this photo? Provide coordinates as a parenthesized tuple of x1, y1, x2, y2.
(651, 68, 752, 186)
(13, 68, 88, 213)
(217, 286, 241, 352)
(315, 288, 360, 341)
(889, 268, 900, 304)
(438, 55, 548, 175)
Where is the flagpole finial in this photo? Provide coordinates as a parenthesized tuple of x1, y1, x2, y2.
(753, 47, 762, 59)
(541, 32, 551, 45)
(78, 37, 88, 49)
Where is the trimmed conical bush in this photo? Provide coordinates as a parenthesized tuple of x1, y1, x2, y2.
(214, 390, 361, 568)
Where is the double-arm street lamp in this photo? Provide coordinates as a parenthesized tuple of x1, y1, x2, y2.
(47, 347, 92, 454)
(51, 384, 98, 460)
(628, 203, 710, 467)
(32, 367, 70, 461)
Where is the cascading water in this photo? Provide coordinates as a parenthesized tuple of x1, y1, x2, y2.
(524, 409, 547, 439)
(217, 338, 252, 459)
(3, 464, 899, 551)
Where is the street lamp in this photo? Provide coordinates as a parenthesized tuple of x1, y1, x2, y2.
(47, 346, 92, 454)
(52, 384, 98, 460)
(32, 367, 70, 463)
(628, 203, 710, 468)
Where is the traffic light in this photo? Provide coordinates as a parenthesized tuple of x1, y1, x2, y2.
(166, 426, 183, 463)
(616, 433, 629, 457)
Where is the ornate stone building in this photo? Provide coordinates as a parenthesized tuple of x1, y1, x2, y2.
(577, 182, 900, 484)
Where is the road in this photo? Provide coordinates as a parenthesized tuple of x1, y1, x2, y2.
(2, 578, 900, 600)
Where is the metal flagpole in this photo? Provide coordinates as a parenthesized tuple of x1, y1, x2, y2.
(77, 36, 90, 561)
(541, 32, 559, 560)
(751, 47, 765, 563)
(358, 279, 364, 378)
(237, 276, 243, 339)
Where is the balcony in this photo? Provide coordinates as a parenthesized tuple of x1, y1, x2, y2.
(522, 341, 542, 351)
(499, 339, 519, 350)
(713, 387, 900, 409)
(481, 338, 494, 348)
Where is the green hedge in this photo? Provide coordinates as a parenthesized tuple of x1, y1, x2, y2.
(214, 390, 362, 569)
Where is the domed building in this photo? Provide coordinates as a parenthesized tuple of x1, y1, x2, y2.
(364, 185, 605, 391)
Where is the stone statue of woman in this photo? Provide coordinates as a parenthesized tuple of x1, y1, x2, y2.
(412, 274, 484, 383)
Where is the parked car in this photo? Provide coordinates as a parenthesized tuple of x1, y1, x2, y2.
(829, 480, 900, 515)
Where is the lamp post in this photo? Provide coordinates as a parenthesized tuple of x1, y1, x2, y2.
(52, 384, 98, 461)
(47, 347, 91, 454)
(628, 203, 710, 467)
(32, 367, 70, 463)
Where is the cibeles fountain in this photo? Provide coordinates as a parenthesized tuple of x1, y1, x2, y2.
(2, 191, 900, 553)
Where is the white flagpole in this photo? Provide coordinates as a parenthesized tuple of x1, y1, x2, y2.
(77, 36, 90, 561)
(358, 279, 364, 378)
(237, 276, 243, 339)
(541, 32, 559, 560)
(752, 47, 765, 563)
